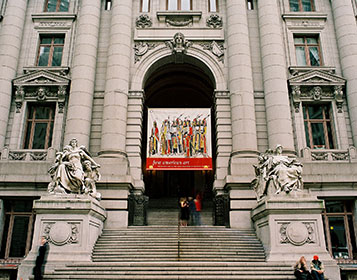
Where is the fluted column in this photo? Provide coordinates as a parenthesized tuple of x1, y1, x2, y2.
(331, 0, 357, 148)
(257, 0, 295, 152)
(64, 0, 101, 147)
(0, 0, 28, 149)
(99, 0, 133, 157)
(227, 0, 258, 157)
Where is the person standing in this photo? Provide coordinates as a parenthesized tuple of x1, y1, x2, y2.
(294, 256, 312, 280)
(188, 197, 196, 226)
(310, 255, 325, 280)
(194, 194, 202, 226)
(33, 237, 49, 280)
(179, 197, 189, 226)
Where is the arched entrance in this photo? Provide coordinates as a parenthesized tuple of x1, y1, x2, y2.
(141, 58, 216, 225)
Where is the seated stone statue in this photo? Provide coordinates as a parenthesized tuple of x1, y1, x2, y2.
(251, 145, 303, 200)
(47, 138, 101, 199)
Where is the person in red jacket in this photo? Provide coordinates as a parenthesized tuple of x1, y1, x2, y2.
(194, 194, 202, 225)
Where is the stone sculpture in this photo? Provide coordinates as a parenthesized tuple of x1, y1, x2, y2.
(251, 145, 303, 199)
(47, 138, 101, 199)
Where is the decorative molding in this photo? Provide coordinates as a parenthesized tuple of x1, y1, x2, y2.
(43, 221, 79, 246)
(32, 13, 76, 30)
(199, 41, 224, 63)
(134, 42, 158, 63)
(214, 90, 230, 98)
(280, 221, 315, 246)
(283, 13, 327, 30)
(289, 70, 346, 113)
(157, 11, 202, 25)
(166, 16, 192, 27)
(165, 32, 192, 55)
(136, 14, 152, 28)
(206, 14, 223, 28)
(128, 90, 144, 99)
(301, 147, 357, 162)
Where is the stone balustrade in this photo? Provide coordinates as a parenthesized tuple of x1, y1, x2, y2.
(0, 147, 56, 162)
(301, 147, 357, 162)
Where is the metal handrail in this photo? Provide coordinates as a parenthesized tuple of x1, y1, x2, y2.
(177, 210, 181, 260)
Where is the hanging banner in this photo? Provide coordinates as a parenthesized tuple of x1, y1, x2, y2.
(146, 108, 212, 170)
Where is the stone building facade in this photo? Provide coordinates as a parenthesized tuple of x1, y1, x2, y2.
(0, 0, 357, 279)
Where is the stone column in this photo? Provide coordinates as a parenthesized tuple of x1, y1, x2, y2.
(257, 0, 295, 153)
(226, 0, 258, 157)
(63, 0, 101, 147)
(0, 0, 27, 149)
(331, 0, 357, 148)
(99, 0, 133, 157)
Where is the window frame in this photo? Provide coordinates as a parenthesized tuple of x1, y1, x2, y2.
(166, 0, 192, 11)
(289, 0, 315, 12)
(323, 200, 357, 261)
(303, 103, 335, 149)
(44, 0, 69, 12)
(23, 102, 56, 150)
(36, 34, 65, 67)
(0, 199, 35, 261)
(294, 35, 322, 66)
(209, 0, 218, 12)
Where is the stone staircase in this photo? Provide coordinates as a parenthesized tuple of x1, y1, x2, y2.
(43, 225, 296, 279)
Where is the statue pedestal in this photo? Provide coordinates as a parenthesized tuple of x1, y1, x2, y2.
(251, 192, 340, 280)
(18, 195, 106, 279)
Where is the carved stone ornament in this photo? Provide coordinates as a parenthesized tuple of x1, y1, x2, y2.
(134, 42, 158, 63)
(206, 14, 223, 28)
(136, 14, 152, 28)
(12, 70, 70, 113)
(251, 145, 303, 200)
(166, 32, 192, 55)
(43, 221, 79, 246)
(280, 221, 315, 246)
(199, 41, 225, 63)
(289, 70, 346, 113)
(166, 16, 193, 27)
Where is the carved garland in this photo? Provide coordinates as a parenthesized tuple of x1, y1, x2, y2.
(280, 221, 315, 246)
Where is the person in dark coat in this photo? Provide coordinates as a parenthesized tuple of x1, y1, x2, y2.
(294, 256, 312, 280)
(33, 237, 49, 280)
(310, 255, 325, 280)
(179, 197, 189, 226)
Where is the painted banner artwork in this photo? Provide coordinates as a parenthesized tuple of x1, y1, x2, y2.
(146, 108, 212, 170)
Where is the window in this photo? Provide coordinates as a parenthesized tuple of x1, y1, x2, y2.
(44, 0, 69, 12)
(37, 35, 65, 67)
(167, 0, 192, 10)
(141, 0, 150, 12)
(23, 103, 55, 149)
(0, 200, 35, 261)
(294, 36, 322, 66)
(303, 104, 335, 149)
(289, 0, 314, 12)
(209, 0, 218, 12)
(105, 0, 112, 10)
(323, 201, 357, 261)
(247, 0, 254, 10)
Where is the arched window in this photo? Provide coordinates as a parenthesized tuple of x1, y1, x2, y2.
(167, 0, 192, 11)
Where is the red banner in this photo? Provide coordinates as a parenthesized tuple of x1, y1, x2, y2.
(146, 157, 212, 170)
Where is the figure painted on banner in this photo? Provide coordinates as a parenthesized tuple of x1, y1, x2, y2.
(151, 121, 159, 155)
(179, 197, 189, 226)
(47, 138, 101, 195)
(200, 119, 207, 156)
(294, 256, 312, 280)
(194, 194, 202, 226)
(33, 237, 49, 280)
(310, 255, 325, 280)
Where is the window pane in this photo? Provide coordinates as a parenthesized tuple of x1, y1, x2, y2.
(209, 0, 217, 12)
(168, 0, 177, 10)
(142, 0, 149, 12)
(302, 0, 313, 11)
(348, 216, 357, 259)
(296, 46, 307, 66)
(54, 37, 64, 44)
(40, 37, 52, 44)
(311, 123, 325, 148)
(13, 200, 33, 212)
(35, 106, 51, 120)
(309, 47, 320, 66)
(38, 47, 50, 66)
(59, 0, 69, 12)
(290, 0, 300, 11)
(326, 201, 345, 213)
(9, 216, 29, 258)
(46, 0, 58, 12)
(32, 123, 48, 149)
(327, 121, 334, 149)
(0, 215, 10, 258)
(24, 121, 32, 149)
(329, 217, 348, 259)
(306, 37, 318, 44)
(308, 106, 323, 119)
(181, 0, 191, 10)
(52, 47, 63, 66)
(294, 37, 304, 44)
